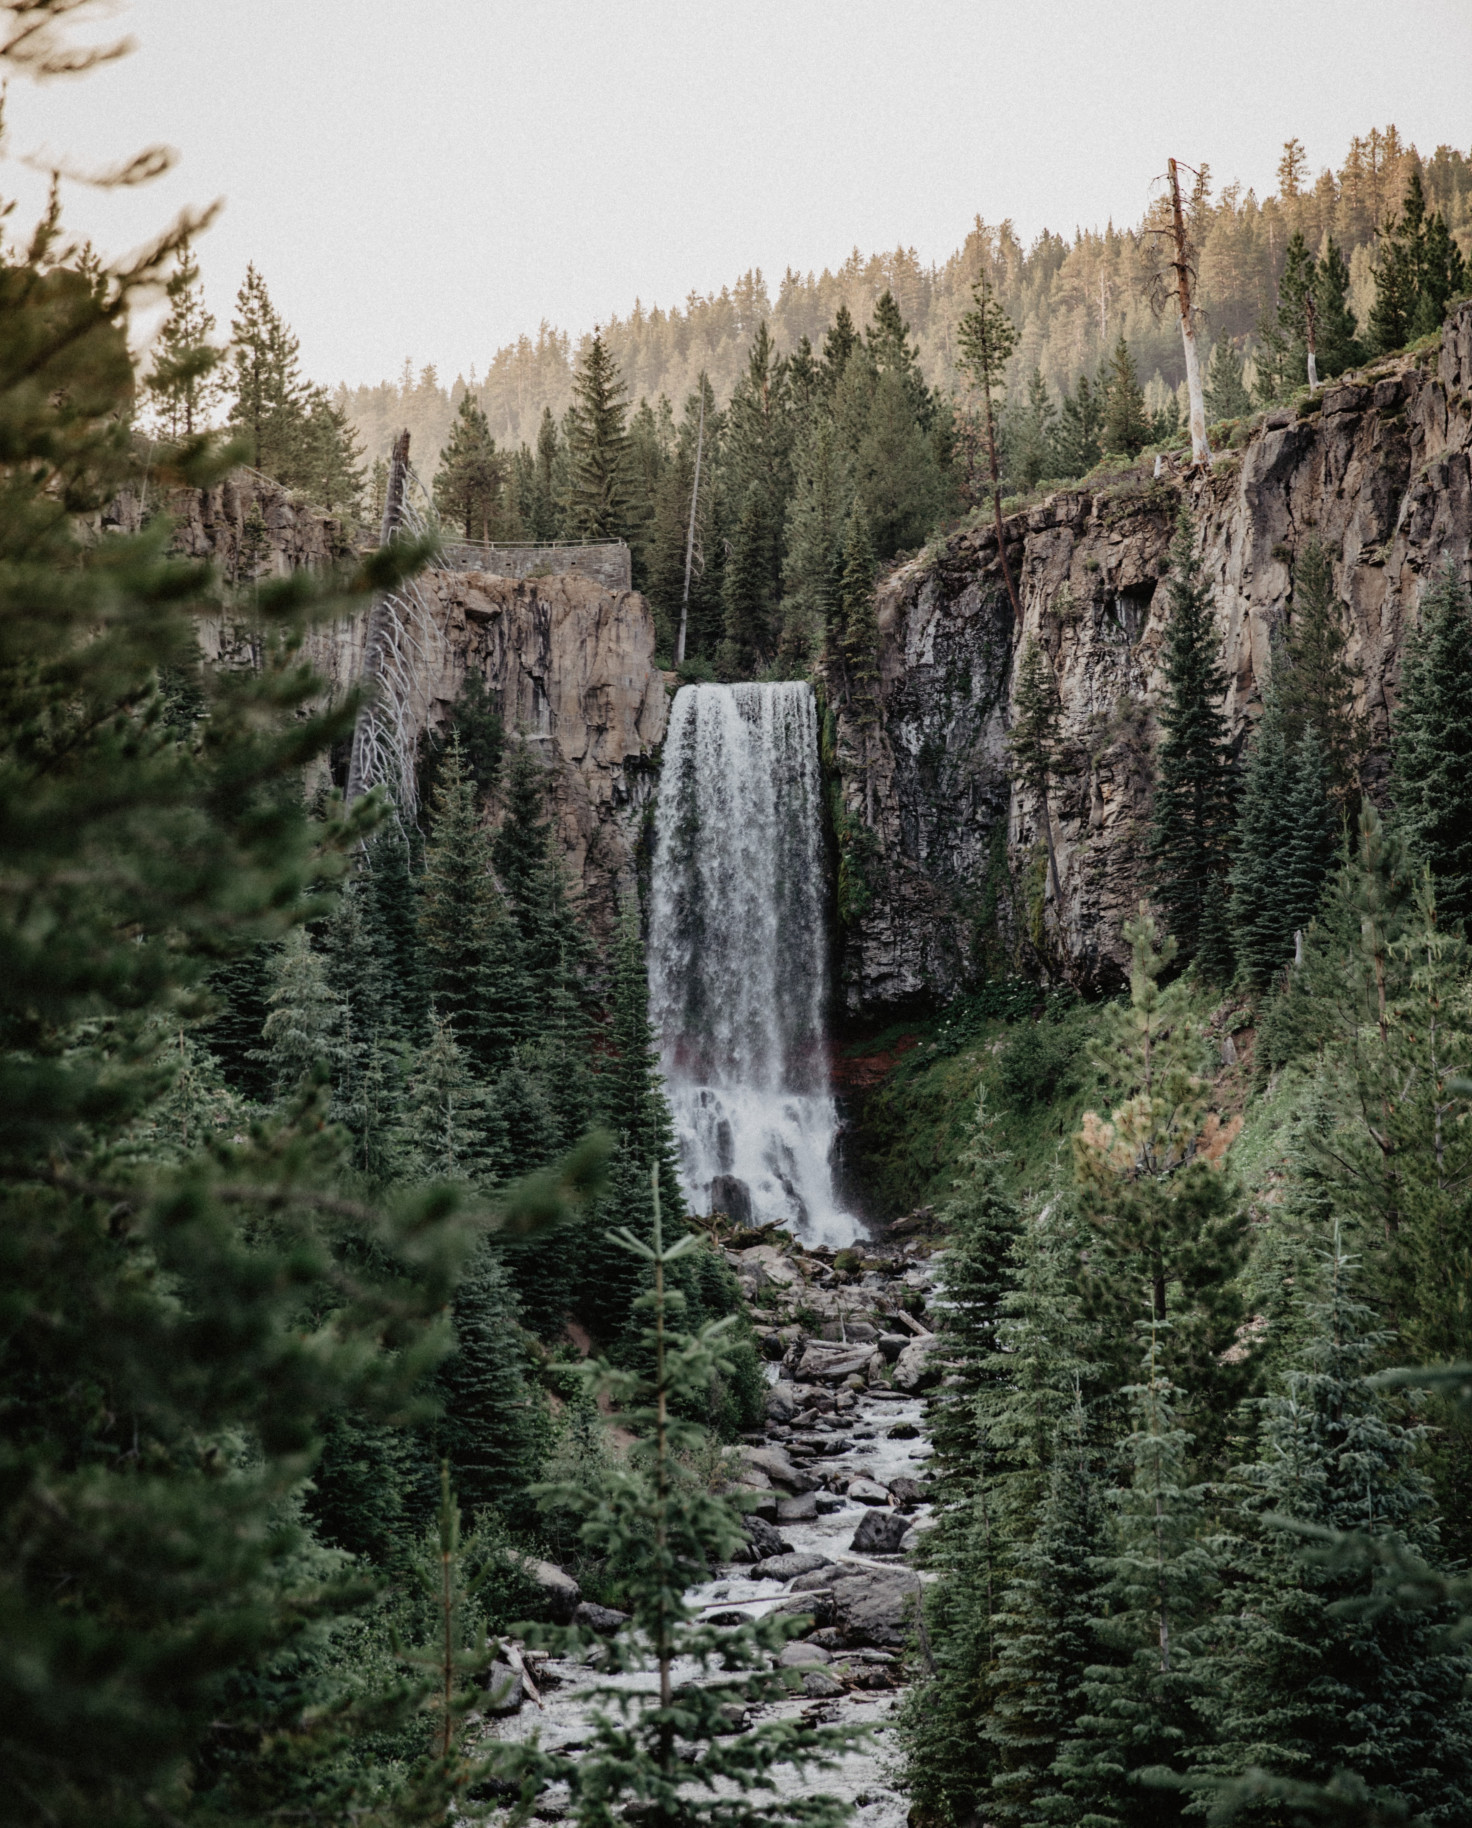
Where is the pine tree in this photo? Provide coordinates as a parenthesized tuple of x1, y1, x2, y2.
(957, 273, 1022, 622)
(530, 1176, 860, 1828)
(781, 412, 849, 665)
(1101, 335, 1152, 457)
(227, 263, 308, 480)
(433, 392, 512, 540)
(837, 502, 880, 699)
(439, 1242, 549, 1526)
(1008, 367, 1059, 489)
(721, 483, 777, 674)
(1313, 238, 1364, 378)
(1412, 208, 1467, 338)
(258, 926, 348, 1102)
(1204, 341, 1252, 422)
(143, 236, 224, 438)
(1147, 507, 1236, 970)
(1074, 906, 1254, 1429)
(985, 1394, 1112, 1828)
(420, 735, 525, 1068)
(399, 1014, 502, 1183)
(1054, 1326, 1219, 1828)
(1274, 230, 1320, 391)
(203, 942, 277, 1102)
(1279, 539, 1366, 810)
(1054, 370, 1105, 478)
(601, 908, 683, 1222)
(1207, 1235, 1472, 1824)
(567, 328, 631, 538)
(1392, 561, 1472, 927)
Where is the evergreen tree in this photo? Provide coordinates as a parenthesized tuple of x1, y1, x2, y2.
(600, 909, 683, 1222)
(420, 735, 528, 1069)
(399, 1014, 502, 1183)
(1392, 561, 1472, 927)
(1208, 1235, 1472, 1824)
(1101, 335, 1151, 457)
(854, 362, 944, 558)
(781, 411, 848, 665)
(1204, 340, 1252, 422)
(143, 236, 224, 438)
(433, 392, 513, 540)
(957, 273, 1022, 622)
(1009, 368, 1059, 489)
(1412, 207, 1467, 338)
(439, 1243, 550, 1526)
(360, 821, 426, 1044)
(227, 264, 310, 482)
(1074, 906, 1254, 1429)
(837, 503, 879, 701)
(721, 483, 777, 674)
(1279, 540, 1366, 810)
(258, 926, 348, 1102)
(1146, 507, 1236, 969)
(1230, 685, 1336, 987)
(567, 328, 631, 538)
(202, 943, 277, 1102)
(820, 302, 861, 391)
(0, 163, 487, 1818)
(1313, 238, 1364, 378)
(1054, 1326, 1219, 1828)
(1054, 370, 1104, 478)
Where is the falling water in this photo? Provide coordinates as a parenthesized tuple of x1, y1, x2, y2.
(648, 682, 857, 1245)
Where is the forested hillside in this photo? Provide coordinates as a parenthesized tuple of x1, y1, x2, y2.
(339, 128, 1472, 463)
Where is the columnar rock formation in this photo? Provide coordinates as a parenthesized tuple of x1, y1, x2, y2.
(823, 301, 1472, 1009)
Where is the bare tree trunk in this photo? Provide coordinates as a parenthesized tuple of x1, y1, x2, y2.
(983, 388, 1022, 627)
(1305, 289, 1320, 391)
(1039, 787, 1062, 909)
(1167, 159, 1212, 470)
(676, 390, 705, 666)
(345, 429, 410, 807)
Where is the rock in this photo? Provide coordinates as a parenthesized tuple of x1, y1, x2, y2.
(806, 1626, 847, 1650)
(753, 1552, 834, 1581)
(801, 1669, 847, 1699)
(849, 1509, 911, 1554)
(716, 1702, 750, 1734)
(573, 1601, 629, 1634)
(877, 1333, 911, 1362)
(779, 1639, 832, 1666)
(776, 1492, 819, 1524)
(765, 1382, 798, 1422)
(736, 1245, 801, 1289)
(846, 1478, 891, 1506)
(767, 1588, 835, 1628)
(818, 1319, 879, 1343)
(892, 1334, 945, 1393)
(484, 1659, 526, 1716)
(742, 1445, 803, 1490)
(704, 1607, 757, 1625)
(795, 1342, 880, 1383)
(887, 1476, 928, 1508)
(886, 1421, 920, 1440)
(710, 1174, 754, 1227)
(518, 1557, 581, 1623)
(824, 1565, 923, 1648)
(758, 1330, 787, 1361)
(814, 1492, 845, 1514)
(741, 1515, 794, 1561)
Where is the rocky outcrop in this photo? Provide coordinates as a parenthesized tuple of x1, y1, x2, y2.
(304, 570, 669, 933)
(826, 300, 1472, 1008)
(104, 470, 354, 575)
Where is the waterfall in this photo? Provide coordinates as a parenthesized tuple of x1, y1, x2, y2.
(648, 682, 856, 1245)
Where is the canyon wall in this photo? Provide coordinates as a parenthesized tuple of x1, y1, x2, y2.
(823, 300, 1472, 1013)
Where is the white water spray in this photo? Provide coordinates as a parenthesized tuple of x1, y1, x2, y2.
(648, 682, 857, 1245)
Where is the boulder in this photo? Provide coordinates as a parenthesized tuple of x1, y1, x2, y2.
(877, 1333, 911, 1362)
(484, 1658, 527, 1716)
(765, 1382, 798, 1422)
(801, 1668, 846, 1699)
(849, 1509, 910, 1554)
(741, 1515, 794, 1561)
(710, 1174, 754, 1227)
(736, 1245, 801, 1290)
(886, 1421, 920, 1440)
(825, 1565, 923, 1648)
(753, 1551, 834, 1581)
(819, 1319, 879, 1343)
(742, 1445, 803, 1490)
(887, 1477, 928, 1508)
(768, 1588, 835, 1628)
(574, 1601, 629, 1634)
(846, 1478, 891, 1506)
(518, 1557, 581, 1623)
(795, 1342, 879, 1383)
(892, 1334, 945, 1393)
(778, 1638, 832, 1667)
(776, 1492, 818, 1524)
(814, 1492, 845, 1514)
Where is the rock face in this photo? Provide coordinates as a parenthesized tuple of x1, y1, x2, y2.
(825, 302, 1472, 1006)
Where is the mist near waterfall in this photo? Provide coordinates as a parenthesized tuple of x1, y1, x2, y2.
(648, 682, 857, 1245)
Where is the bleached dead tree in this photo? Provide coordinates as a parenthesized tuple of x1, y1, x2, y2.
(1149, 159, 1213, 470)
(345, 429, 436, 818)
(675, 381, 706, 665)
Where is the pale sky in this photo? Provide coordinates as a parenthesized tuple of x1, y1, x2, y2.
(8, 0, 1472, 388)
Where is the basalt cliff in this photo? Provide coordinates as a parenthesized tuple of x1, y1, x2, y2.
(822, 299, 1472, 1012)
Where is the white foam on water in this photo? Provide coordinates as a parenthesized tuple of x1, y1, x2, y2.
(648, 682, 858, 1246)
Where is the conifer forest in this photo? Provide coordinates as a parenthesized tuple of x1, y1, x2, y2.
(7, 5, 1472, 1828)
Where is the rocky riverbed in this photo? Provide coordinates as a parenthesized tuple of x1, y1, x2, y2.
(483, 1227, 946, 1828)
